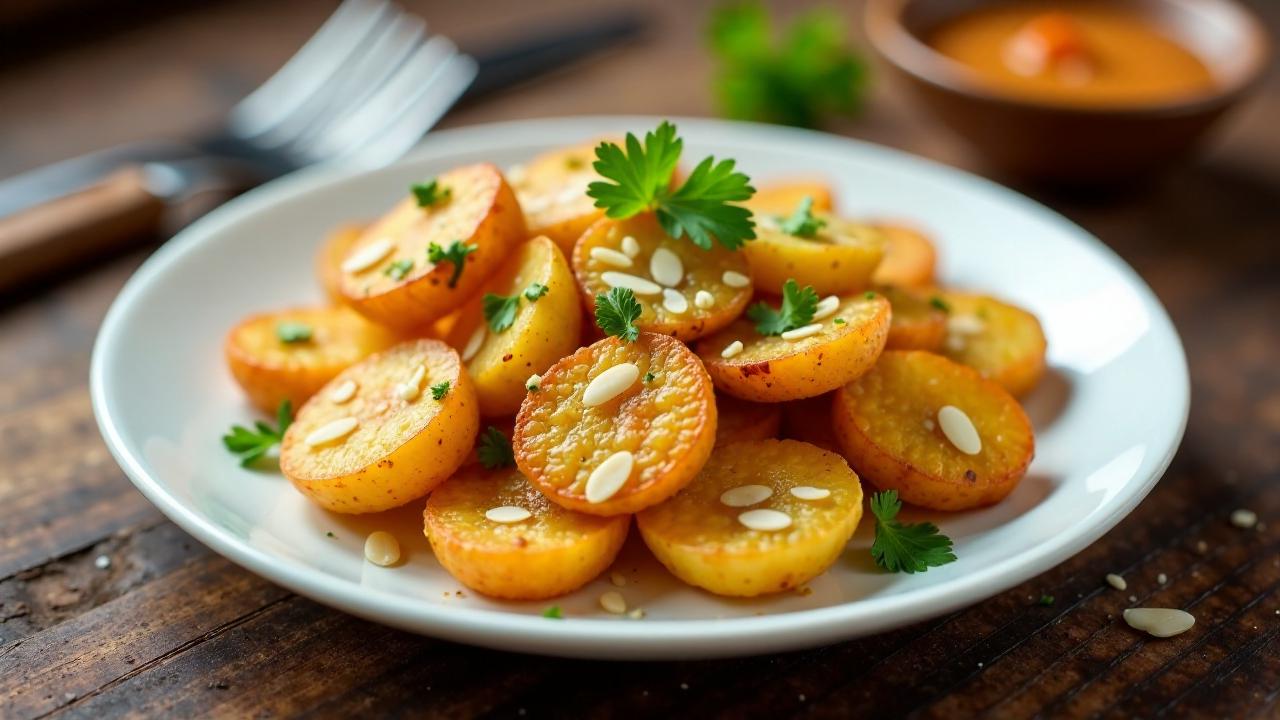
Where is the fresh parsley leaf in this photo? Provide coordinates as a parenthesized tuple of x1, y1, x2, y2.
(384, 259, 414, 281)
(864, 291, 876, 299)
(1038, 594, 1055, 606)
(587, 121, 756, 250)
(430, 381, 451, 400)
(747, 279, 819, 335)
(411, 179, 451, 207)
(778, 196, 826, 238)
(276, 322, 312, 343)
(708, 2, 868, 128)
(482, 293, 521, 333)
(643, 371, 656, 383)
(222, 400, 292, 467)
(869, 490, 956, 573)
(477, 426, 516, 469)
(930, 296, 951, 313)
(594, 287, 643, 342)
(524, 282, 549, 302)
(542, 605, 564, 619)
(833, 317, 846, 325)
(428, 241, 477, 288)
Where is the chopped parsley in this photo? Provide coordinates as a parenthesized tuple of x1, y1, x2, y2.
(276, 322, 313, 344)
(524, 282, 549, 302)
(326, 531, 335, 538)
(1038, 594, 1055, 606)
(384, 259, 414, 281)
(833, 317, 846, 325)
(869, 490, 956, 573)
(587, 121, 756, 251)
(525, 376, 540, 392)
(594, 287, 643, 342)
(643, 371, 656, 383)
(430, 381, 451, 401)
(708, 2, 868, 128)
(864, 291, 877, 299)
(777, 196, 826, 238)
(411, 179, 451, 207)
(542, 605, 564, 619)
(483, 293, 521, 333)
(746, 279, 818, 335)
(428, 240, 477, 288)
(477, 426, 515, 469)
(222, 400, 292, 467)
(930, 296, 951, 313)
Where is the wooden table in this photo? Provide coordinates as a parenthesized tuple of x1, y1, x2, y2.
(2, 1, 1277, 716)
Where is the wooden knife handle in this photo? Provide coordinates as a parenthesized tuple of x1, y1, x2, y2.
(0, 166, 166, 294)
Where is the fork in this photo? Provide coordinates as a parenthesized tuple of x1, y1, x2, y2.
(0, 0, 643, 294)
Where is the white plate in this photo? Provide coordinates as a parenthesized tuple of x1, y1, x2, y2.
(91, 116, 1188, 659)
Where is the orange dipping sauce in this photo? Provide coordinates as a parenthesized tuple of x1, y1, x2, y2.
(927, 2, 1217, 107)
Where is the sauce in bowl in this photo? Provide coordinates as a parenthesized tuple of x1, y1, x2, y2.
(927, 1, 1217, 106)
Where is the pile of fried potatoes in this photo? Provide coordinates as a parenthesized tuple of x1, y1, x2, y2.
(225, 142, 1045, 601)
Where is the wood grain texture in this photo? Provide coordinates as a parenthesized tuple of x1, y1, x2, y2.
(0, 0, 1277, 718)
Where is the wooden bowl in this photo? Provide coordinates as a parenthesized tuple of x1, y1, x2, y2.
(865, 0, 1270, 182)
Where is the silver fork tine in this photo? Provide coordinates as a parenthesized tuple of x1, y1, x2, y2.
(296, 35, 475, 165)
(228, 0, 393, 139)
(265, 11, 427, 153)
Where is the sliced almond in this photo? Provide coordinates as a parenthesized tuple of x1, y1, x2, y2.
(329, 379, 358, 404)
(585, 450, 634, 503)
(719, 484, 773, 507)
(462, 325, 486, 362)
(341, 238, 394, 274)
(737, 509, 792, 532)
(583, 363, 640, 406)
(601, 271, 662, 296)
(790, 486, 831, 500)
(649, 247, 684, 287)
(305, 417, 359, 447)
(485, 506, 532, 523)
(590, 247, 634, 268)
(721, 270, 750, 288)
(1123, 608, 1195, 638)
(937, 405, 982, 455)
(661, 289, 689, 315)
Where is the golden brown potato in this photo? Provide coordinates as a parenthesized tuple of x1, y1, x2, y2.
(937, 290, 1048, 397)
(224, 306, 400, 415)
(696, 291, 891, 402)
(572, 213, 753, 341)
(445, 236, 582, 416)
(638, 439, 863, 597)
(880, 285, 948, 351)
(715, 394, 782, 447)
(745, 179, 835, 216)
(871, 224, 937, 288)
(779, 393, 842, 453)
(316, 223, 366, 304)
(423, 465, 629, 600)
(514, 333, 717, 516)
(338, 163, 526, 330)
(280, 339, 479, 514)
(832, 350, 1034, 511)
(507, 139, 609, 255)
(743, 215, 885, 296)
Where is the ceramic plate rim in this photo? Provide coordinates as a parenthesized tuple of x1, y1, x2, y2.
(90, 115, 1188, 659)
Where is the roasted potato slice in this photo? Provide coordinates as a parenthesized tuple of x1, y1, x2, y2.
(779, 393, 841, 453)
(744, 179, 835, 216)
(423, 465, 629, 600)
(338, 163, 526, 330)
(445, 236, 582, 416)
(507, 140, 608, 255)
(937, 290, 1048, 397)
(715, 394, 782, 447)
(696, 292, 891, 402)
(225, 306, 400, 415)
(316, 223, 366, 304)
(832, 350, 1034, 511)
(880, 285, 948, 351)
(744, 214, 885, 296)
(871, 224, 937, 288)
(637, 439, 863, 597)
(280, 339, 479, 514)
(514, 333, 717, 516)
(572, 213, 753, 341)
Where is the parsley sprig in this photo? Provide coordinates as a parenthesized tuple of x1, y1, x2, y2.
(428, 241, 476, 288)
(384, 259, 414, 281)
(747, 279, 818, 335)
(587, 122, 756, 251)
(477, 426, 516, 469)
(276, 322, 312, 344)
(430, 381, 451, 400)
(524, 283, 549, 302)
(483, 293, 521, 333)
(411, 179, 451, 207)
(222, 400, 292, 467)
(869, 490, 956, 573)
(778, 196, 826, 238)
(595, 287, 643, 342)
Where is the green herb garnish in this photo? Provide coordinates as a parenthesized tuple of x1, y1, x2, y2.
(869, 490, 956, 573)
(930, 296, 951, 313)
(778, 196, 826, 238)
(222, 400, 292, 468)
(1038, 594, 1055, 606)
(430, 381, 451, 401)
(864, 291, 877, 299)
(411, 179, 451, 207)
(276, 322, 313, 344)
(595, 287, 643, 342)
(708, 1, 868, 128)
(326, 531, 335, 538)
(477, 426, 515, 469)
(428, 240, 477, 288)
(542, 605, 564, 619)
(384, 259, 414, 281)
(746, 279, 818, 336)
(643, 371, 656, 383)
(587, 121, 756, 251)
(524, 282, 550, 302)
(483, 293, 521, 333)
(833, 317, 846, 325)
